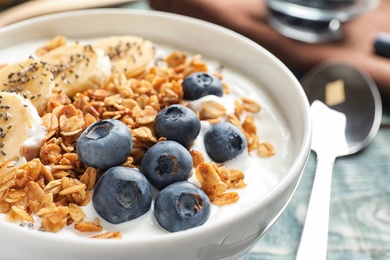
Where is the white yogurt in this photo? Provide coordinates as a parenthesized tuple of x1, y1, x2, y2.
(73, 55, 293, 239)
(19, 102, 48, 162)
(0, 39, 294, 240)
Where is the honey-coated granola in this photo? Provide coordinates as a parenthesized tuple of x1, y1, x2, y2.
(0, 36, 274, 236)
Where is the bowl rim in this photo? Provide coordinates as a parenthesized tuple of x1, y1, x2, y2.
(0, 8, 312, 247)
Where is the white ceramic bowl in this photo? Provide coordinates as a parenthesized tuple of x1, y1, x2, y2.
(0, 9, 311, 260)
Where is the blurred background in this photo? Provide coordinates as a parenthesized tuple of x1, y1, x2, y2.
(0, 0, 26, 8)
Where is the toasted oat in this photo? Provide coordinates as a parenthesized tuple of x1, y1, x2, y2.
(43, 179, 62, 194)
(222, 81, 231, 94)
(241, 97, 261, 113)
(165, 51, 187, 69)
(210, 192, 240, 206)
(190, 150, 204, 168)
(258, 142, 276, 158)
(79, 167, 98, 191)
(25, 181, 46, 202)
(132, 126, 158, 147)
(60, 112, 84, 136)
(0, 40, 275, 235)
(200, 100, 227, 120)
(37, 203, 70, 232)
(40, 140, 62, 165)
(242, 115, 257, 134)
(6, 205, 34, 222)
(0, 201, 10, 213)
(4, 189, 25, 204)
(59, 183, 86, 196)
(68, 203, 86, 222)
(234, 99, 244, 117)
(75, 218, 103, 232)
(41, 113, 59, 134)
(136, 106, 158, 124)
(41, 215, 67, 233)
(195, 162, 228, 198)
(91, 231, 122, 239)
(195, 162, 246, 205)
(0, 167, 16, 186)
(225, 169, 246, 189)
(226, 113, 243, 130)
(247, 133, 260, 153)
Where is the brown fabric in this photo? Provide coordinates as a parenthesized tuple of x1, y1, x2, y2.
(149, 0, 390, 101)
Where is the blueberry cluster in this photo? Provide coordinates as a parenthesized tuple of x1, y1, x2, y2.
(182, 72, 248, 163)
(76, 70, 249, 232)
(77, 119, 210, 232)
(141, 140, 211, 232)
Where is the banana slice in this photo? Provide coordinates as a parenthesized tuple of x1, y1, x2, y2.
(40, 43, 112, 98)
(0, 92, 46, 163)
(0, 58, 54, 115)
(93, 35, 155, 78)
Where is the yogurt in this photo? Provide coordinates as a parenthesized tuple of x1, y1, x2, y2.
(0, 38, 293, 240)
(64, 54, 292, 239)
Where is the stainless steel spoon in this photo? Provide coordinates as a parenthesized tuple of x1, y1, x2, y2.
(295, 61, 382, 260)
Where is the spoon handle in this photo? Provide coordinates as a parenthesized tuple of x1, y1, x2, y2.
(296, 153, 336, 260)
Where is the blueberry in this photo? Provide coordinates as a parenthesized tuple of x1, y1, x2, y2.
(76, 119, 132, 169)
(182, 72, 223, 100)
(374, 33, 390, 58)
(154, 104, 201, 148)
(92, 166, 152, 224)
(203, 122, 247, 163)
(140, 140, 193, 190)
(154, 181, 210, 232)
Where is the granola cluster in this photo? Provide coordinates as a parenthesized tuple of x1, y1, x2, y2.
(0, 36, 274, 236)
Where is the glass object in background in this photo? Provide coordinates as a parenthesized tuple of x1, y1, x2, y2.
(266, 0, 379, 43)
(281, 0, 356, 9)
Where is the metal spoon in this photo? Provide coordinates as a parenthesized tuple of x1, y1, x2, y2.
(295, 61, 382, 260)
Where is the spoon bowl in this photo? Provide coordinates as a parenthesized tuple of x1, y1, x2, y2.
(303, 61, 382, 154)
(295, 61, 382, 260)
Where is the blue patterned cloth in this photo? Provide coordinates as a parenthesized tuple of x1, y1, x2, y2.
(246, 105, 390, 259)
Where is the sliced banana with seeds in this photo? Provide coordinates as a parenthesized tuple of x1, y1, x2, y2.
(40, 43, 112, 98)
(93, 35, 155, 78)
(0, 58, 54, 115)
(0, 92, 46, 163)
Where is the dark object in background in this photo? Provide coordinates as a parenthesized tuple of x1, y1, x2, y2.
(0, 0, 28, 8)
(374, 33, 390, 58)
(283, 0, 356, 9)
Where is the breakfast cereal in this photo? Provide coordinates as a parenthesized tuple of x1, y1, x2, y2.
(0, 35, 279, 237)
